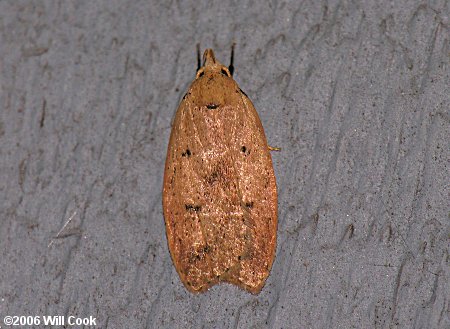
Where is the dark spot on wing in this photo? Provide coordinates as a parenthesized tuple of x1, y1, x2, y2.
(206, 171, 219, 185)
(181, 149, 191, 157)
(203, 244, 211, 253)
(185, 204, 201, 212)
(241, 146, 250, 156)
(207, 103, 219, 109)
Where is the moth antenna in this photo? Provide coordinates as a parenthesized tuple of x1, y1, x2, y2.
(196, 43, 201, 72)
(229, 42, 236, 76)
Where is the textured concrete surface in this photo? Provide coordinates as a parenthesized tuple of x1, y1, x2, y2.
(0, 1, 449, 328)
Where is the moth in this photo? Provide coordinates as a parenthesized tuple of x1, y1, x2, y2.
(162, 46, 277, 294)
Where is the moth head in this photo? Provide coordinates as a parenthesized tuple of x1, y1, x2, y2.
(196, 49, 232, 79)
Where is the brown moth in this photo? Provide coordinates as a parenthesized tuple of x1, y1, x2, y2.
(162, 46, 277, 294)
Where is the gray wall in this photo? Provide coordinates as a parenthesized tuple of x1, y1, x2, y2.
(0, 1, 448, 328)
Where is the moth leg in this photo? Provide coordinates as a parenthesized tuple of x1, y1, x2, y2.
(268, 145, 281, 151)
(229, 42, 236, 76)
